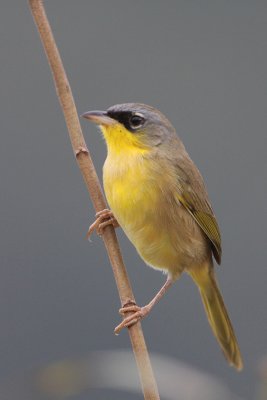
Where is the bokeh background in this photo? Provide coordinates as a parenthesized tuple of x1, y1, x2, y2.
(1, 1, 267, 399)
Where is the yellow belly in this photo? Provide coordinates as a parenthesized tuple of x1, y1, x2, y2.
(103, 152, 206, 279)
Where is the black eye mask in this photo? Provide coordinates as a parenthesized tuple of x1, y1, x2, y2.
(107, 111, 144, 132)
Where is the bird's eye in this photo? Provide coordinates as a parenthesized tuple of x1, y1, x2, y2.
(129, 114, 145, 129)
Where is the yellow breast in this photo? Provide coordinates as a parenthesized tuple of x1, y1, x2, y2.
(103, 150, 155, 233)
(103, 145, 182, 275)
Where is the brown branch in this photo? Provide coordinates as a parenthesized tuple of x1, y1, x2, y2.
(28, 1, 160, 399)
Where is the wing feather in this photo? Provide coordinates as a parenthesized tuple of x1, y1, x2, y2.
(175, 162, 222, 264)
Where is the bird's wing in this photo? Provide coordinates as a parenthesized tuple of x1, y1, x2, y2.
(175, 162, 222, 264)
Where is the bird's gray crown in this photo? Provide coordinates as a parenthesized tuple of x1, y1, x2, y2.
(106, 103, 175, 138)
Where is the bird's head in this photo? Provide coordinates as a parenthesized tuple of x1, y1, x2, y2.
(82, 103, 176, 154)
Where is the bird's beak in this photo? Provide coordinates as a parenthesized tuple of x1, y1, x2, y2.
(81, 110, 115, 126)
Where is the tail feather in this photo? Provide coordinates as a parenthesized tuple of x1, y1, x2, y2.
(190, 264, 243, 371)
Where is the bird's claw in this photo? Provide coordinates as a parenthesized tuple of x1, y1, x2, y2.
(87, 209, 119, 240)
(114, 304, 150, 335)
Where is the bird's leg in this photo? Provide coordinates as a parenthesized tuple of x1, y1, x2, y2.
(114, 277, 173, 334)
(87, 208, 119, 239)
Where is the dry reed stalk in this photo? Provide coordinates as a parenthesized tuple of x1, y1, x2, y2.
(28, 1, 160, 398)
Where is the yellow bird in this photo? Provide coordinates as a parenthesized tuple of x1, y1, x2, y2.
(82, 103, 243, 370)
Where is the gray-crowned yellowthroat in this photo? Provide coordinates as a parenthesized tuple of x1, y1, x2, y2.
(82, 103, 243, 370)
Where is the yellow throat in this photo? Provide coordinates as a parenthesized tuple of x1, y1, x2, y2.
(100, 122, 150, 156)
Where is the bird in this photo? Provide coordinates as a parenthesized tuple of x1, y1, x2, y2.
(82, 103, 243, 370)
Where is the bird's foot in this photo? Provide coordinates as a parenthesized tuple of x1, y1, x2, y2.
(114, 303, 152, 335)
(87, 209, 119, 240)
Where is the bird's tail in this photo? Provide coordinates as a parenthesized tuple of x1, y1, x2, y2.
(189, 262, 243, 371)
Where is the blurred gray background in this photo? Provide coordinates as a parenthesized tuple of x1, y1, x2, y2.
(1, 1, 267, 399)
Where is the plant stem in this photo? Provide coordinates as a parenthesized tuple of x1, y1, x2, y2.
(28, 1, 160, 398)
